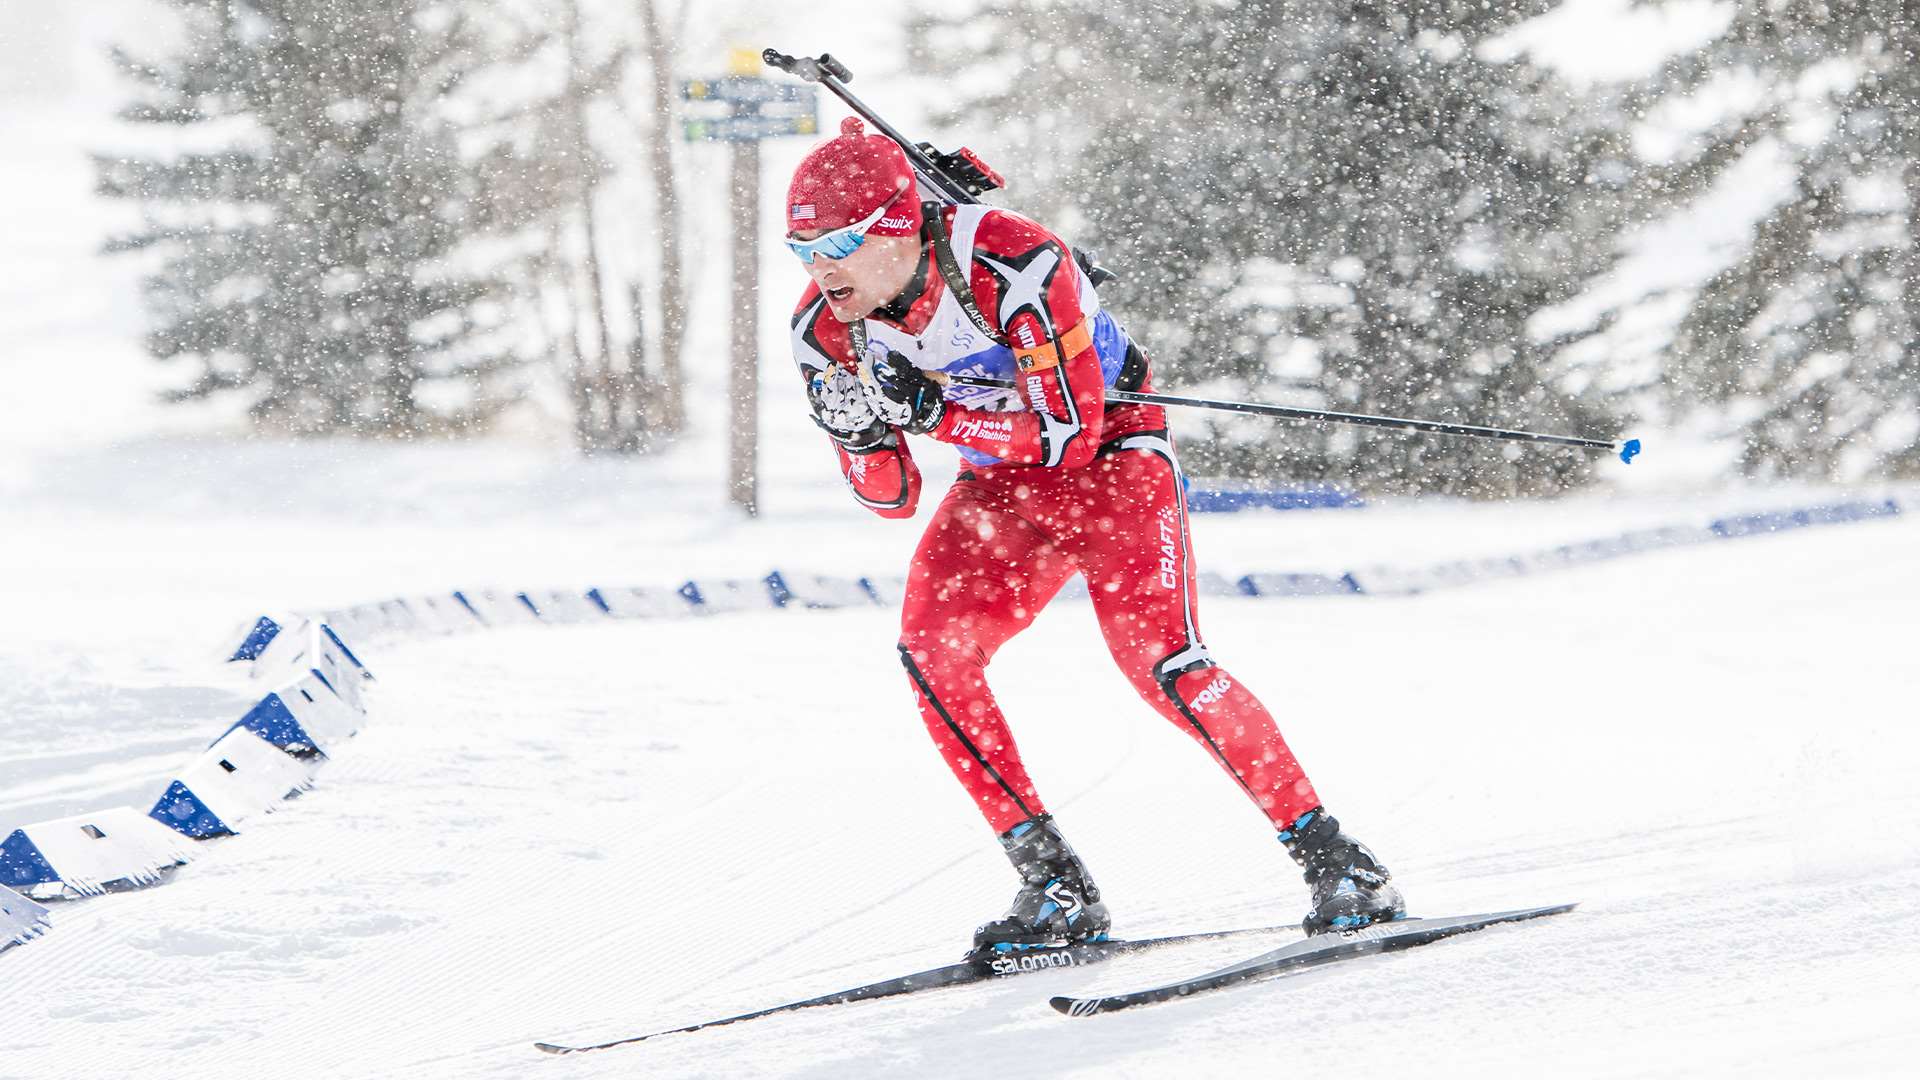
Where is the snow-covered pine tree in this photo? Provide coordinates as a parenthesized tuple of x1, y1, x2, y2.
(97, 0, 530, 436)
(911, 0, 1637, 496)
(1657, 2, 1919, 479)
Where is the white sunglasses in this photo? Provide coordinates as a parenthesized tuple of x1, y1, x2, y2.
(787, 200, 894, 264)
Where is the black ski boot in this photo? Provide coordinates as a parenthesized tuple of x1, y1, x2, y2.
(971, 814, 1111, 956)
(1278, 807, 1406, 935)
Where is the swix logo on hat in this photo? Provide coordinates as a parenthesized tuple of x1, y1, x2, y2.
(787, 116, 923, 238)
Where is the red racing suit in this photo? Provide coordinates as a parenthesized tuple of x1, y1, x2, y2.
(790, 204, 1321, 836)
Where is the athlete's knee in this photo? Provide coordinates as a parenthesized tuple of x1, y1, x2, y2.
(904, 638, 992, 692)
(899, 622, 992, 675)
(898, 640, 938, 697)
(1146, 641, 1213, 695)
(1165, 665, 1240, 715)
(1134, 644, 1251, 724)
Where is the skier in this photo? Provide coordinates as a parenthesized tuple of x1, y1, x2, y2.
(786, 118, 1405, 953)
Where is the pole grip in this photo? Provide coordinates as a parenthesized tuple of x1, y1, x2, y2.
(761, 49, 854, 85)
(818, 54, 853, 82)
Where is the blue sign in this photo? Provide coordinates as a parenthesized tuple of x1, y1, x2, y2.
(684, 112, 820, 142)
(682, 76, 816, 106)
(682, 74, 817, 143)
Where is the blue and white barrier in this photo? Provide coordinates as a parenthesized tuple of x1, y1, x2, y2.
(220, 669, 364, 757)
(235, 494, 1911, 657)
(370, 598, 426, 637)
(765, 570, 880, 610)
(1343, 523, 1722, 596)
(0, 613, 375, 916)
(861, 575, 909, 607)
(325, 599, 405, 641)
(585, 584, 691, 619)
(227, 614, 291, 662)
(316, 599, 413, 643)
(213, 497, 1906, 663)
(679, 577, 780, 614)
(1186, 483, 1363, 514)
(0, 809, 195, 900)
(410, 593, 487, 636)
(1, 884, 51, 950)
(243, 618, 373, 705)
(452, 588, 544, 628)
(7, 493, 1900, 951)
(1237, 571, 1363, 598)
(317, 602, 382, 642)
(517, 588, 613, 625)
(149, 727, 318, 839)
(1336, 498, 1902, 597)
(1196, 572, 1247, 597)
(1709, 498, 1899, 536)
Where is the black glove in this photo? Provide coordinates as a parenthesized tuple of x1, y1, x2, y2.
(806, 364, 889, 451)
(859, 347, 947, 435)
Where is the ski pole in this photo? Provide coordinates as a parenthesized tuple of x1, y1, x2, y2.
(930, 372, 1643, 463)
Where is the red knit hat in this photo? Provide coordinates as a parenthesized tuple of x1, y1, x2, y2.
(786, 117, 922, 238)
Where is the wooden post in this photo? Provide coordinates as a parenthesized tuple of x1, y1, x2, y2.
(685, 48, 816, 514)
(728, 138, 761, 516)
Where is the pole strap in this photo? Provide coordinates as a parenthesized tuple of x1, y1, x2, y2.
(926, 204, 1007, 347)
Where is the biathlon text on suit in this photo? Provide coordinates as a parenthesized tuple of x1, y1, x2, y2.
(786, 118, 1405, 953)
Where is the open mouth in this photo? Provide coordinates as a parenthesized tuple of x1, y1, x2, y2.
(827, 285, 855, 303)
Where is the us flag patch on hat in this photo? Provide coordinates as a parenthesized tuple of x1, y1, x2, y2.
(791, 204, 816, 222)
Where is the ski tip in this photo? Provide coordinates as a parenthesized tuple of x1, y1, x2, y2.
(1493, 900, 1581, 923)
(1050, 995, 1110, 1018)
(1478, 901, 1580, 920)
(1617, 437, 1642, 464)
(1048, 995, 1078, 1015)
(533, 1042, 575, 1055)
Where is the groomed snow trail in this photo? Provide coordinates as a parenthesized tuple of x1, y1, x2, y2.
(3, 515, 1917, 1079)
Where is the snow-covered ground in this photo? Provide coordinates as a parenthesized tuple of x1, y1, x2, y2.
(3, 477, 1917, 1079)
(6, 5, 1918, 1077)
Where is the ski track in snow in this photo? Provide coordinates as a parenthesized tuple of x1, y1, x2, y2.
(2, 514, 1917, 1078)
(9, 11, 1913, 1075)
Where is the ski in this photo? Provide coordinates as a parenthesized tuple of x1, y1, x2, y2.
(534, 920, 1296, 1055)
(1050, 902, 1577, 1017)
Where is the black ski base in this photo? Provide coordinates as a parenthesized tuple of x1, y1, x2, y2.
(1049, 902, 1577, 1017)
(534, 921, 1293, 1055)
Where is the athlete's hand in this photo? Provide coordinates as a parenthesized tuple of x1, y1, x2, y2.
(859, 347, 947, 435)
(807, 364, 889, 451)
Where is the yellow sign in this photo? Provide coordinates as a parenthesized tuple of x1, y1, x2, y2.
(727, 48, 763, 76)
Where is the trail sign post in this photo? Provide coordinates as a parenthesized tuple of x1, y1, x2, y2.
(683, 49, 819, 517)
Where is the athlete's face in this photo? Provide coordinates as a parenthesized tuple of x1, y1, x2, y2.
(794, 230, 921, 323)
